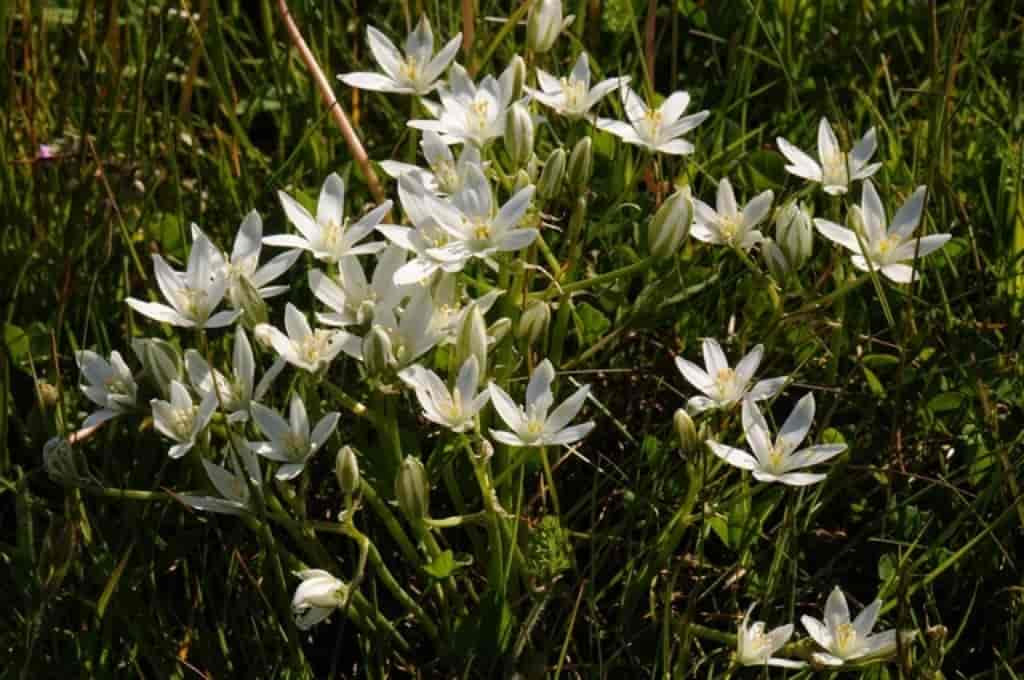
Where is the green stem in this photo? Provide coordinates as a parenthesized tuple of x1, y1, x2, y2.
(539, 256, 658, 301)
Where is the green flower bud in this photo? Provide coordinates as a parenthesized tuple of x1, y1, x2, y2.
(335, 445, 361, 495)
(673, 408, 698, 455)
(775, 201, 813, 269)
(762, 238, 791, 281)
(396, 456, 430, 520)
(517, 300, 551, 346)
(512, 169, 533, 193)
(505, 103, 535, 169)
(527, 0, 563, 53)
(566, 136, 593, 191)
(233, 274, 269, 327)
(455, 305, 489, 383)
(362, 325, 395, 378)
(488, 317, 512, 346)
(508, 55, 527, 101)
(538, 148, 566, 201)
(131, 337, 181, 399)
(647, 186, 692, 258)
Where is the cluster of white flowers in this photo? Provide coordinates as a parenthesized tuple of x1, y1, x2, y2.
(65, 2, 936, 657)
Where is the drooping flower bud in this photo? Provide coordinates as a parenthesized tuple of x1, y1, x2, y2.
(335, 445, 361, 495)
(775, 201, 813, 269)
(454, 305, 489, 382)
(566, 136, 593, 191)
(673, 408, 698, 455)
(362, 325, 395, 378)
(538, 148, 566, 201)
(647, 186, 692, 258)
(505, 103, 535, 169)
(517, 300, 551, 346)
(396, 456, 430, 520)
(131, 337, 182, 399)
(527, 0, 563, 53)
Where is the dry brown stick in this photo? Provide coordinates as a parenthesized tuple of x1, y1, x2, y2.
(276, 0, 386, 204)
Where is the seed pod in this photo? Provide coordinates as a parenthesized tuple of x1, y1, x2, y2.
(538, 148, 566, 201)
(647, 186, 692, 258)
(505, 103, 535, 169)
(396, 456, 430, 520)
(566, 136, 593, 191)
(335, 446, 360, 495)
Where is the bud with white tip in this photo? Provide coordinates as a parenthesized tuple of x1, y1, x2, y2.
(566, 137, 593, 191)
(455, 305, 489, 383)
(517, 300, 551, 346)
(538, 148, 566, 200)
(673, 408, 698, 455)
(505, 103, 535, 169)
(762, 238, 791, 281)
(131, 337, 182, 399)
(648, 186, 692, 258)
(509, 55, 527, 101)
(527, 0, 564, 53)
(396, 456, 430, 520)
(335, 445, 361, 495)
(362, 326, 395, 378)
(775, 201, 813, 269)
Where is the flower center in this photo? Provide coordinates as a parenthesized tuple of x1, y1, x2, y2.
(321, 219, 345, 252)
(400, 57, 423, 85)
(179, 287, 211, 322)
(876, 235, 899, 260)
(469, 99, 491, 135)
(431, 160, 460, 193)
(766, 444, 786, 474)
(715, 367, 738, 400)
(283, 431, 307, 459)
(639, 109, 662, 141)
(172, 405, 198, 440)
(719, 215, 742, 243)
(744, 622, 771, 662)
(822, 151, 849, 189)
(299, 331, 333, 366)
(560, 77, 587, 112)
(834, 622, 860, 658)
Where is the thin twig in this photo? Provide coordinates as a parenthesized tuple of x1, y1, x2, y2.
(275, 0, 385, 204)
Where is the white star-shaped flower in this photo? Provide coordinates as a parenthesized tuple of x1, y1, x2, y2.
(400, 356, 489, 433)
(777, 117, 881, 195)
(736, 604, 805, 669)
(255, 303, 348, 373)
(488, 359, 594, 447)
(338, 15, 461, 95)
(815, 181, 950, 284)
(596, 86, 709, 155)
(380, 131, 484, 196)
(250, 394, 340, 481)
(674, 338, 786, 414)
(527, 53, 629, 120)
(691, 177, 774, 251)
(76, 349, 137, 428)
(409, 62, 519, 148)
(801, 587, 898, 667)
(151, 380, 217, 459)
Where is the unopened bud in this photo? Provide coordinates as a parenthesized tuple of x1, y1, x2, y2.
(487, 317, 512, 345)
(233, 275, 269, 327)
(505, 103, 534, 168)
(537, 148, 566, 200)
(673, 408, 698, 454)
(396, 456, 430, 520)
(517, 300, 551, 346)
(508, 55, 527, 101)
(775, 201, 813, 268)
(362, 326, 395, 378)
(512, 169, 533, 193)
(527, 0, 563, 53)
(526, 154, 541, 182)
(762, 238, 791, 281)
(647, 186, 692, 258)
(253, 323, 275, 350)
(566, 137, 593, 191)
(335, 446, 361, 494)
(132, 337, 181, 399)
(455, 306, 489, 382)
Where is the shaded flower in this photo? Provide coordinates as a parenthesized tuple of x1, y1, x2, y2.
(292, 569, 348, 629)
(184, 327, 283, 423)
(75, 349, 137, 428)
(674, 338, 786, 414)
(736, 605, 805, 669)
(488, 359, 594, 447)
(338, 15, 461, 95)
(250, 394, 340, 481)
(596, 86, 709, 155)
(255, 303, 349, 374)
(691, 177, 773, 251)
(308, 246, 411, 329)
(151, 380, 217, 459)
(220, 211, 301, 307)
(777, 117, 880, 195)
(178, 436, 263, 515)
(814, 181, 950, 284)
(706, 394, 846, 486)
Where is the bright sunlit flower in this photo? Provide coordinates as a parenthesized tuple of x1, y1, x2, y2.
(338, 15, 461, 95)
(126, 230, 240, 329)
(76, 349, 137, 428)
(292, 569, 348, 630)
(674, 338, 786, 414)
(801, 587, 898, 667)
(399, 356, 489, 432)
(736, 604, 805, 669)
(184, 327, 283, 423)
(527, 53, 629, 120)
(596, 86, 709, 155)
(706, 394, 846, 486)
(255, 303, 347, 373)
(777, 117, 881, 196)
(308, 246, 411, 328)
(264, 173, 389, 264)
(151, 380, 217, 459)
(380, 130, 484, 195)
(815, 181, 950, 284)
(488, 359, 594, 447)
(691, 177, 774, 251)
(250, 394, 340, 481)
(220, 211, 301, 307)
(340, 287, 443, 369)
(409, 62, 519, 147)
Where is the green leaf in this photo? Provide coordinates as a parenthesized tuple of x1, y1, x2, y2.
(423, 549, 469, 579)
